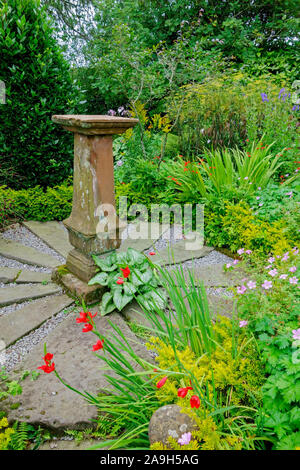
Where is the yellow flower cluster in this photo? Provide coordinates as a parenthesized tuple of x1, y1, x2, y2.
(147, 316, 264, 450)
(0, 417, 14, 450)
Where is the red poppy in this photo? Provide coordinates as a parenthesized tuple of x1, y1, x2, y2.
(190, 395, 200, 408)
(120, 266, 131, 278)
(117, 277, 124, 285)
(178, 386, 193, 398)
(82, 323, 93, 333)
(156, 376, 167, 388)
(92, 339, 104, 351)
(149, 252, 156, 256)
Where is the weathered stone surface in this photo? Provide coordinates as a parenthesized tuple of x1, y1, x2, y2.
(118, 222, 169, 253)
(52, 268, 105, 305)
(16, 270, 52, 284)
(4, 310, 152, 430)
(0, 237, 59, 268)
(23, 221, 72, 259)
(149, 242, 214, 265)
(0, 267, 51, 284)
(0, 267, 19, 284)
(169, 263, 242, 287)
(0, 284, 61, 307)
(148, 405, 197, 447)
(0, 294, 73, 346)
(33, 439, 105, 451)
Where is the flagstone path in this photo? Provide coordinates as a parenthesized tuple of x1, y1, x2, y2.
(0, 220, 240, 432)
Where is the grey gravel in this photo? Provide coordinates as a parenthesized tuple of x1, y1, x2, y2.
(4, 302, 76, 372)
(0, 255, 52, 273)
(2, 224, 65, 264)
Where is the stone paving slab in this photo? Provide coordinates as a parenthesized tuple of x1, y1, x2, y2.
(118, 222, 169, 253)
(0, 283, 61, 307)
(149, 242, 214, 265)
(23, 221, 72, 259)
(0, 267, 20, 284)
(4, 309, 153, 430)
(0, 237, 60, 268)
(168, 263, 242, 287)
(33, 439, 105, 451)
(0, 295, 74, 346)
(0, 267, 52, 284)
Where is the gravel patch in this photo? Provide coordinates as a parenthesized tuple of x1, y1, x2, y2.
(0, 292, 63, 318)
(4, 302, 76, 372)
(2, 224, 65, 264)
(0, 255, 52, 273)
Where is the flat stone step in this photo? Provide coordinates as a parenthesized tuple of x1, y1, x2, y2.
(0, 295, 74, 346)
(118, 222, 169, 252)
(23, 221, 72, 259)
(168, 263, 242, 287)
(149, 241, 214, 265)
(0, 267, 51, 284)
(0, 283, 61, 307)
(0, 237, 60, 268)
(3, 310, 152, 430)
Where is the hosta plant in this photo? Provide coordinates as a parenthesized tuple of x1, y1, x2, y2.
(88, 248, 167, 315)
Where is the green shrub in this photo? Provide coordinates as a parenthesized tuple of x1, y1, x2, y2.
(0, 182, 72, 224)
(0, 0, 77, 188)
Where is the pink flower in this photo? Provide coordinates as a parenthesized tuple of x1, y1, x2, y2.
(265, 265, 272, 269)
(262, 280, 272, 290)
(178, 432, 192, 446)
(279, 274, 288, 279)
(239, 320, 248, 328)
(268, 257, 275, 264)
(245, 250, 252, 255)
(237, 248, 244, 255)
(289, 266, 297, 273)
(233, 260, 239, 265)
(247, 280, 256, 289)
(292, 328, 300, 340)
(226, 263, 232, 268)
(237, 285, 247, 294)
(292, 247, 299, 255)
(289, 276, 298, 285)
(282, 253, 289, 261)
(268, 269, 278, 277)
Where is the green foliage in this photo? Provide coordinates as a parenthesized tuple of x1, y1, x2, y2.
(88, 248, 167, 315)
(0, 0, 78, 188)
(0, 181, 72, 226)
(234, 251, 300, 449)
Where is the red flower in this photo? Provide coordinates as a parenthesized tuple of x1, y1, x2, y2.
(149, 252, 156, 256)
(190, 395, 200, 409)
(38, 352, 55, 374)
(76, 311, 97, 324)
(120, 266, 131, 278)
(82, 323, 93, 333)
(156, 376, 167, 388)
(178, 386, 193, 398)
(117, 277, 124, 285)
(43, 353, 53, 364)
(38, 363, 55, 374)
(92, 339, 104, 351)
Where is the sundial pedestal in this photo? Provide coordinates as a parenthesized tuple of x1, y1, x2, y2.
(51, 115, 138, 304)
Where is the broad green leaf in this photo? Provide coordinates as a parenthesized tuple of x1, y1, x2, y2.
(88, 272, 109, 286)
(113, 289, 133, 311)
(101, 292, 115, 316)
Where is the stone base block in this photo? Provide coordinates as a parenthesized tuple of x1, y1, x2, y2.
(66, 249, 98, 283)
(52, 266, 105, 305)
